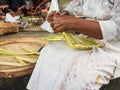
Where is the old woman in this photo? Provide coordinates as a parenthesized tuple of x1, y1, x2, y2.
(27, 0, 120, 90)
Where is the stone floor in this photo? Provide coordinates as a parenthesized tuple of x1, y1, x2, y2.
(0, 76, 30, 90)
(0, 76, 120, 90)
(0, 31, 120, 90)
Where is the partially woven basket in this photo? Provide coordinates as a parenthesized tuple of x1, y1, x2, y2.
(0, 37, 49, 78)
(19, 16, 44, 32)
(0, 22, 19, 35)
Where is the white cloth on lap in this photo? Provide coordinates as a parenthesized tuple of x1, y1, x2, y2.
(27, 41, 120, 90)
(27, 0, 120, 90)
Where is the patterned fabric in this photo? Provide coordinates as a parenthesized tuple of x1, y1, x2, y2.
(27, 0, 120, 90)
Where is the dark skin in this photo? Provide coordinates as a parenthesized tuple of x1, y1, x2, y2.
(35, 0, 50, 14)
(0, 4, 26, 16)
(47, 10, 103, 39)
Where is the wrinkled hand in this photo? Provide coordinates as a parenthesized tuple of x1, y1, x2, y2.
(47, 11, 59, 23)
(50, 15, 77, 33)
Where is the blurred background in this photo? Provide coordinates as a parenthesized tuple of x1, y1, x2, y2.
(0, 0, 120, 90)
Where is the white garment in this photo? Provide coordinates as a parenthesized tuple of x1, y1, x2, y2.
(41, 0, 59, 33)
(5, 13, 20, 22)
(27, 0, 120, 90)
(64, 0, 120, 41)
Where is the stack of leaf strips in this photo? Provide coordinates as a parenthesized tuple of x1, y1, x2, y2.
(62, 32, 104, 50)
(0, 47, 39, 66)
(39, 32, 104, 50)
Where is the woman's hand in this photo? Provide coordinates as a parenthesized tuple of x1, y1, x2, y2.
(17, 5, 26, 15)
(47, 10, 69, 23)
(9, 10, 17, 16)
(50, 15, 78, 33)
(50, 15, 103, 39)
(47, 11, 59, 23)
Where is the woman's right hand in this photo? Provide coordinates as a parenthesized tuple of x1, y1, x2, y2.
(47, 11, 59, 23)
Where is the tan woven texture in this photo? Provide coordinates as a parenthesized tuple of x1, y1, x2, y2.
(0, 37, 49, 78)
(0, 22, 19, 35)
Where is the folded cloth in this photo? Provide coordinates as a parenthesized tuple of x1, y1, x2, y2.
(0, 22, 19, 35)
(41, 0, 59, 33)
(5, 13, 20, 22)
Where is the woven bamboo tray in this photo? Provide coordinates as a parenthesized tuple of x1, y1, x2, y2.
(0, 22, 19, 35)
(0, 37, 49, 78)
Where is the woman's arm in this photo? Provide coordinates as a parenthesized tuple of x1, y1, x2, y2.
(51, 15, 103, 39)
(18, 5, 26, 11)
(0, 5, 9, 10)
(17, 0, 26, 13)
(48, 0, 120, 40)
(18, 0, 26, 10)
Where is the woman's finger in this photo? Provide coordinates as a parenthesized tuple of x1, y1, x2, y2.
(54, 27, 64, 33)
(50, 22, 54, 28)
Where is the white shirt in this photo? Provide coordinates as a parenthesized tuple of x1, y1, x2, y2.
(65, 0, 120, 41)
(27, 0, 120, 90)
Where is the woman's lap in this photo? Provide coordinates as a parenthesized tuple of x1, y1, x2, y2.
(27, 41, 117, 90)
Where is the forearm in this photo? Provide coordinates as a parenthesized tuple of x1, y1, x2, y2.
(69, 19, 103, 39)
(51, 15, 103, 39)
(19, 5, 26, 10)
(38, 0, 50, 7)
(59, 10, 100, 37)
